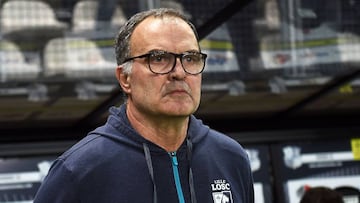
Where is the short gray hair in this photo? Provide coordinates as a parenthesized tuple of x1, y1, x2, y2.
(114, 8, 199, 73)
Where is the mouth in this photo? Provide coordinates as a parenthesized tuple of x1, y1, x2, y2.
(167, 89, 189, 97)
(171, 89, 188, 93)
(164, 82, 191, 97)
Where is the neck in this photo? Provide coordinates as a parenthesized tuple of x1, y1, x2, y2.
(126, 103, 189, 152)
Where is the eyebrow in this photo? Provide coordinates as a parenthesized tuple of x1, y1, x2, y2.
(147, 49, 201, 54)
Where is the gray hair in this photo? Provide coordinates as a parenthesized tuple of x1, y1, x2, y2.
(114, 8, 199, 74)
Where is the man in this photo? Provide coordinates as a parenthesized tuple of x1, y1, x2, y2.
(34, 8, 254, 203)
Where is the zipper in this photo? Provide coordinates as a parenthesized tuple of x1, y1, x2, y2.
(169, 151, 185, 203)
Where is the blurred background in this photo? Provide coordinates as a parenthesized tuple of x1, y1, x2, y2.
(0, 0, 360, 202)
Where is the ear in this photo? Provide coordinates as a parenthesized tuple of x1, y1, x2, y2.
(115, 65, 131, 94)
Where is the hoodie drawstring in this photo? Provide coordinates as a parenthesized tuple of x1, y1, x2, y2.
(143, 143, 158, 203)
(186, 138, 197, 203)
(142, 138, 197, 203)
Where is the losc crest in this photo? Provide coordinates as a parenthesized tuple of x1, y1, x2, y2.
(211, 179, 233, 203)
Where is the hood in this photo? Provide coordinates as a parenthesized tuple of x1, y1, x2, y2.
(89, 104, 204, 203)
(88, 105, 210, 152)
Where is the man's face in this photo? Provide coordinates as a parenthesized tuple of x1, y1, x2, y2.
(122, 16, 202, 118)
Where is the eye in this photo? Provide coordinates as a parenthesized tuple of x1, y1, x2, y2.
(149, 51, 171, 64)
(183, 53, 201, 63)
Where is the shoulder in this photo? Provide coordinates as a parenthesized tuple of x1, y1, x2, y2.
(198, 128, 250, 162)
(60, 134, 104, 160)
(208, 129, 245, 151)
(57, 134, 118, 172)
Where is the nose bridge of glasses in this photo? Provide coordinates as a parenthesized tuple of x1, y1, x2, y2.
(171, 53, 186, 72)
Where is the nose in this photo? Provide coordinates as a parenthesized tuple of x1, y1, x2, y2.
(169, 56, 186, 79)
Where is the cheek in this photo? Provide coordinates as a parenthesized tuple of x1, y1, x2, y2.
(194, 77, 202, 93)
(129, 66, 154, 93)
(131, 75, 158, 98)
(190, 78, 202, 101)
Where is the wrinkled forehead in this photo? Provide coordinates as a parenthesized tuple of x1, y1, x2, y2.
(130, 15, 199, 52)
(136, 15, 192, 32)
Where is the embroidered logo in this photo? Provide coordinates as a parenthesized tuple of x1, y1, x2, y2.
(211, 179, 233, 203)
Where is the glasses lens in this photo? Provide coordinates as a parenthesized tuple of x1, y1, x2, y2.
(148, 51, 174, 74)
(181, 52, 205, 74)
(147, 51, 206, 74)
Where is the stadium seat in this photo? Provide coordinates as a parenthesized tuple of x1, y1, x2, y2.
(0, 40, 41, 82)
(43, 38, 67, 77)
(71, 0, 126, 32)
(43, 37, 116, 78)
(0, 0, 68, 38)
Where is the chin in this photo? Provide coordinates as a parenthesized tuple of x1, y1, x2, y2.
(163, 108, 194, 117)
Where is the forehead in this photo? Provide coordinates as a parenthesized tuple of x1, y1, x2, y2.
(130, 16, 199, 53)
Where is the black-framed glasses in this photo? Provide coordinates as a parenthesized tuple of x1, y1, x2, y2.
(123, 50, 207, 75)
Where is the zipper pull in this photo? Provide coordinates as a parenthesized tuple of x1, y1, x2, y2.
(169, 152, 178, 166)
(169, 151, 186, 203)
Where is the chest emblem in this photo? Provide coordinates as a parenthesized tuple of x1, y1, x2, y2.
(211, 179, 233, 203)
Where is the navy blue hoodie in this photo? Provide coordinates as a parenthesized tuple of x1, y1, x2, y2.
(34, 105, 254, 203)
